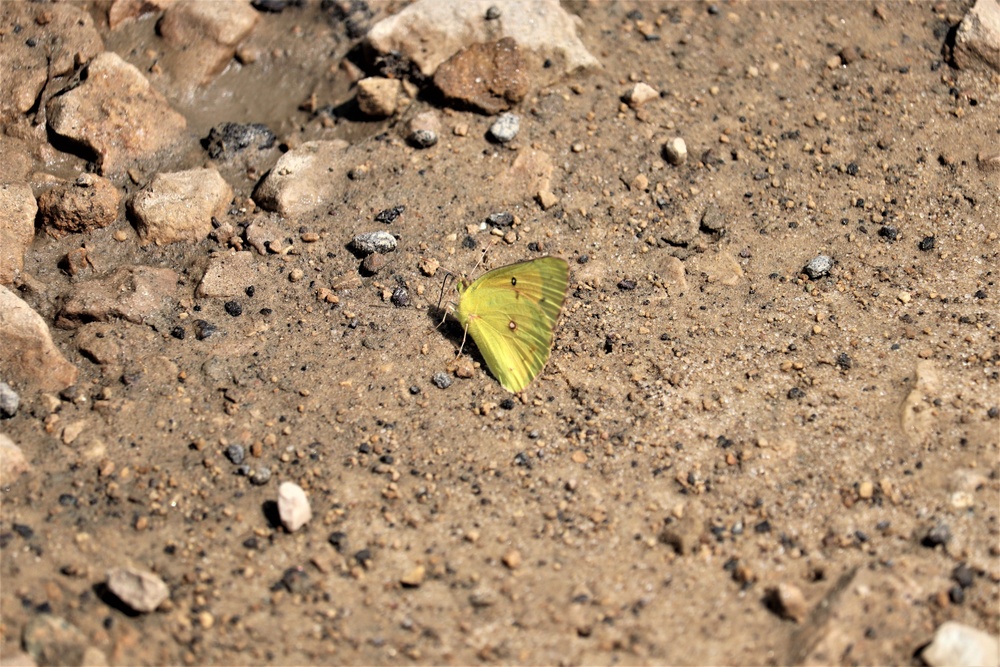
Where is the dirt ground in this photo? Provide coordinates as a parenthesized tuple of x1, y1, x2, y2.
(2, 1, 999, 665)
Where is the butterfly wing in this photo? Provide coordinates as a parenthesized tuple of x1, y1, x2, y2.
(454, 257, 569, 392)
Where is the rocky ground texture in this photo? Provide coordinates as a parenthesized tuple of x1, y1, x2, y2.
(1, 0, 999, 665)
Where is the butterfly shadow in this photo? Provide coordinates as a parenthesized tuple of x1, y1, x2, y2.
(424, 302, 491, 376)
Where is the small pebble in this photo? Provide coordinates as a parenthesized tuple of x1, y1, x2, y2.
(409, 129, 438, 148)
(502, 549, 522, 570)
(169, 326, 186, 340)
(921, 523, 951, 548)
(390, 286, 410, 308)
(193, 320, 217, 340)
(803, 255, 833, 279)
(374, 205, 405, 224)
(952, 563, 974, 588)
(485, 4, 500, 19)
(328, 531, 348, 552)
(225, 444, 245, 465)
(664, 137, 687, 165)
(249, 466, 272, 485)
(0, 382, 20, 418)
(489, 113, 520, 143)
(106, 567, 169, 613)
(769, 582, 808, 623)
(277, 481, 312, 532)
(918, 236, 936, 251)
(400, 565, 426, 587)
(288, 268, 305, 282)
(623, 82, 659, 108)
(486, 212, 514, 228)
(878, 225, 898, 241)
(361, 253, 387, 275)
(350, 230, 397, 256)
(224, 301, 242, 317)
(431, 372, 453, 389)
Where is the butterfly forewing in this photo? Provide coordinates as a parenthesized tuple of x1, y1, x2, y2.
(454, 257, 569, 392)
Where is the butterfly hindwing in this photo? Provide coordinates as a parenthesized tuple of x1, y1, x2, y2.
(454, 257, 569, 392)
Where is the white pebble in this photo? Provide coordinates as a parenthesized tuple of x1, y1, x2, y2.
(489, 113, 520, 143)
(107, 567, 169, 613)
(664, 137, 687, 165)
(278, 481, 312, 532)
(922, 621, 999, 667)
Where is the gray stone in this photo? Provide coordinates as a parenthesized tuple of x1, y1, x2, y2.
(489, 113, 520, 143)
(350, 231, 397, 256)
(803, 255, 833, 279)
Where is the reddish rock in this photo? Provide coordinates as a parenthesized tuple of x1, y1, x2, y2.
(434, 37, 529, 114)
(0, 184, 37, 286)
(46, 52, 188, 175)
(37, 174, 122, 238)
(0, 286, 78, 391)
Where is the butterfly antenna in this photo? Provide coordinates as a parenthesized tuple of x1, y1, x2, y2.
(435, 270, 457, 328)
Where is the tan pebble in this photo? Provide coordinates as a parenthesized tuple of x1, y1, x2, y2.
(502, 549, 522, 570)
(288, 268, 305, 282)
(772, 582, 807, 622)
(300, 232, 319, 243)
(199, 611, 214, 629)
(897, 291, 911, 304)
(571, 450, 588, 464)
(400, 565, 425, 587)
(858, 481, 874, 500)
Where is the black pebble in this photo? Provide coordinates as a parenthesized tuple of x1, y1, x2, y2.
(878, 226, 898, 241)
(500, 398, 515, 410)
(328, 531, 348, 552)
(952, 563, 974, 588)
(948, 585, 965, 604)
(391, 287, 410, 308)
(225, 301, 242, 317)
(787, 387, 806, 399)
(375, 205, 405, 224)
(193, 320, 217, 340)
(836, 352, 852, 369)
(754, 520, 771, 534)
(246, 285, 255, 297)
(170, 326, 186, 340)
(409, 385, 421, 395)
(918, 236, 935, 251)
(462, 235, 477, 249)
(12, 524, 33, 539)
(486, 212, 514, 228)
(58, 494, 78, 507)
(354, 548, 373, 565)
(617, 279, 637, 291)
(921, 523, 951, 548)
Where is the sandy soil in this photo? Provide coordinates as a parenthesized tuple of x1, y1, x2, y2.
(2, 1, 998, 665)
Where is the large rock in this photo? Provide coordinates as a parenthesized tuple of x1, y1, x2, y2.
(954, 0, 1000, 73)
(365, 0, 599, 79)
(0, 285, 78, 391)
(0, 3, 103, 123)
(128, 168, 233, 244)
(253, 140, 350, 217)
(46, 52, 188, 175)
(37, 174, 122, 239)
(157, 0, 260, 96)
(0, 434, 31, 485)
(56, 266, 180, 329)
(0, 183, 37, 285)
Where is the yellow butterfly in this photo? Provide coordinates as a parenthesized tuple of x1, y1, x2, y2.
(453, 256, 569, 392)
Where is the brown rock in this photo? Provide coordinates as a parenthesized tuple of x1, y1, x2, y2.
(56, 265, 180, 329)
(128, 168, 233, 244)
(38, 174, 122, 238)
(434, 37, 529, 114)
(659, 504, 705, 555)
(46, 52, 188, 175)
(0, 183, 37, 285)
(767, 582, 808, 623)
(76, 323, 122, 365)
(356, 77, 402, 118)
(0, 285, 78, 391)
(0, 3, 103, 123)
(0, 135, 34, 183)
(157, 0, 260, 93)
(253, 140, 350, 217)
